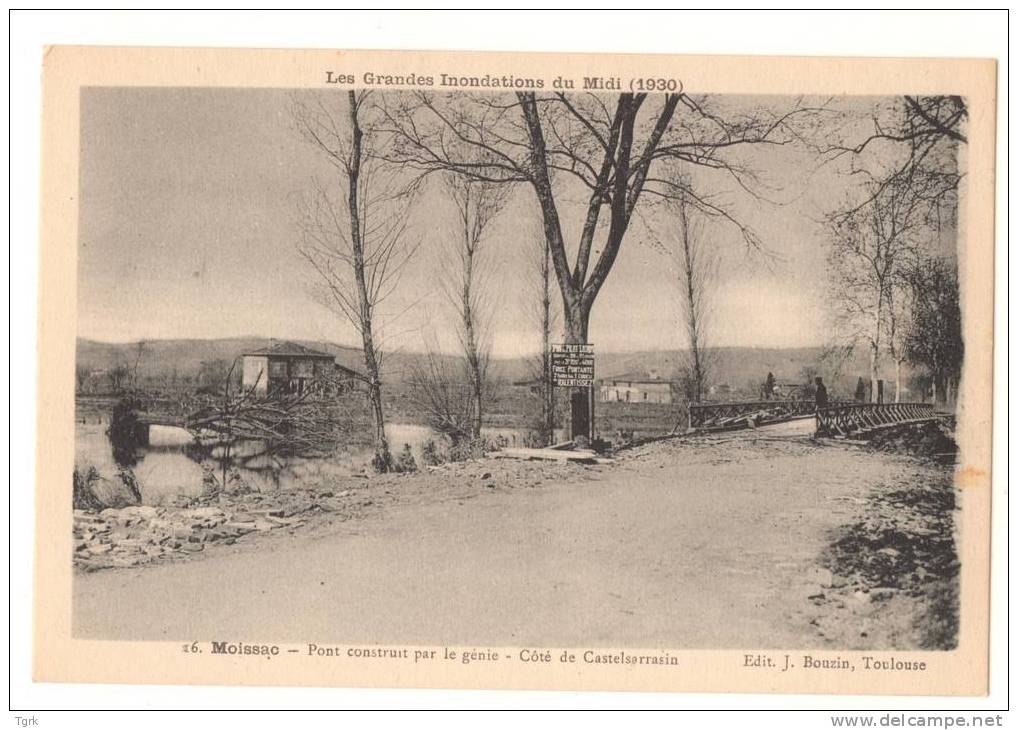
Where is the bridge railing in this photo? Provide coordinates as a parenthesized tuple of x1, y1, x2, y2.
(815, 402, 937, 437)
(688, 399, 824, 431)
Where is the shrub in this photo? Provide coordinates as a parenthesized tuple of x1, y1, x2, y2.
(394, 444, 418, 473)
(72, 465, 104, 511)
(370, 445, 395, 474)
(420, 439, 443, 466)
(74, 464, 142, 509)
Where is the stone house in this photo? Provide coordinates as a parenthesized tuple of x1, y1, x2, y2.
(241, 341, 361, 396)
(598, 371, 678, 404)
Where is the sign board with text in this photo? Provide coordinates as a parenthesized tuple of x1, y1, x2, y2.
(551, 344, 595, 387)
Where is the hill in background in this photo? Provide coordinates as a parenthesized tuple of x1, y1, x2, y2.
(77, 337, 902, 398)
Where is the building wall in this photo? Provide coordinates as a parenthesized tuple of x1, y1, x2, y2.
(242, 355, 269, 393)
(599, 382, 674, 404)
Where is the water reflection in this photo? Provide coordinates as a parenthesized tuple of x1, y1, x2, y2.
(74, 415, 533, 506)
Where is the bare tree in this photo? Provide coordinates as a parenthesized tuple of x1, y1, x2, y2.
(827, 173, 930, 402)
(75, 364, 91, 394)
(292, 90, 418, 470)
(884, 270, 914, 403)
(107, 363, 130, 393)
(905, 256, 963, 406)
(823, 95, 964, 229)
(380, 90, 822, 437)
(131, 340, 147, 388)
(525, 219, 559, 445)
(405, 344, 476, 447)
(439, 172, 510, 441)
(662, 192, 718, 403)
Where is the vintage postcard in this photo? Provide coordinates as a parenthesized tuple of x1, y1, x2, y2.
(35, 46, 996, 694)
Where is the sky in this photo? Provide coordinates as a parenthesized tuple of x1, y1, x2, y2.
(78, 88, 886, 358)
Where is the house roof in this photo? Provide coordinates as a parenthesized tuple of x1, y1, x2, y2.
(242, 341, 336, 359)
(599, 371, 676, 385)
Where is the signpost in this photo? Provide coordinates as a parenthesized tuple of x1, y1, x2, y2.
(551, 344, 595, 442)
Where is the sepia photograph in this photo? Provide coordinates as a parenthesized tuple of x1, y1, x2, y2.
(27, 42, 997, 700)
(70, 85, 968, 653)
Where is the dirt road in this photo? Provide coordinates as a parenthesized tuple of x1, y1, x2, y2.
(73, 434, 950, 648)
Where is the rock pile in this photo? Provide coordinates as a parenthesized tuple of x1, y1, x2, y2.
(72, 487, 357, 572)
(72, 453, 599, 573)
(812, 468, 960, 649)
(867, 420, 957, 459)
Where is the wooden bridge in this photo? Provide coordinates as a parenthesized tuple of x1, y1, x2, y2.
(687, 399, 827, 432)
(688, 400, 940, 438)
(815, 402, 938, 438)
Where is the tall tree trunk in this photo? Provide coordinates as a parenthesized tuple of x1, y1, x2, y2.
(347, 91, 390, 468)
(870, 297, 883, 403)
(564, 299, 592, 441)
(869, 342, 880, 404)
(678, 198, 706, 403)
(461, 235, 483, 442)
(894, 359, 902, 403)
(362, 348, 389, 464)
(540, 238, 554, 445)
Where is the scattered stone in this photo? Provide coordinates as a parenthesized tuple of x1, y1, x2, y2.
(189, 507, 225, 519)
(253, 508, 285, 518)
(266, 515, 302, 527)
(87, 543, 113, 555)
(224, 522, 256, 535)
(812, 567, 837, 588)
(181, 542, 204, 553)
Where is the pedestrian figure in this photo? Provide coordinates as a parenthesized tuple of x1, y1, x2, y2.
(814, 376, 828, 410)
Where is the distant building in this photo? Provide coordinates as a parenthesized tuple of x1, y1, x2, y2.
(708, 383, 733, 399)
(599, 370, 677, 404)
(241, 341, 362, 396)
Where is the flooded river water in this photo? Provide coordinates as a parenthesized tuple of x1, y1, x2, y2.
(75, 413, 534, 505)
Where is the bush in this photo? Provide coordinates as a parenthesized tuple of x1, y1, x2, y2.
(72, 465, 104, 511)
(370, 444, 395, 474)
(394, 444, 418, 473)
(446, 437, 501, 463)
(116, 465, 143, 504)
(73, 464, 142, 510)
(420, 439, 443, 466)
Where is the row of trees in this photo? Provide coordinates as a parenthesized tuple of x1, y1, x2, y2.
(290, 89, 825, 465)
(825, 95, 965, 404)
(287, 89, 967, 469)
